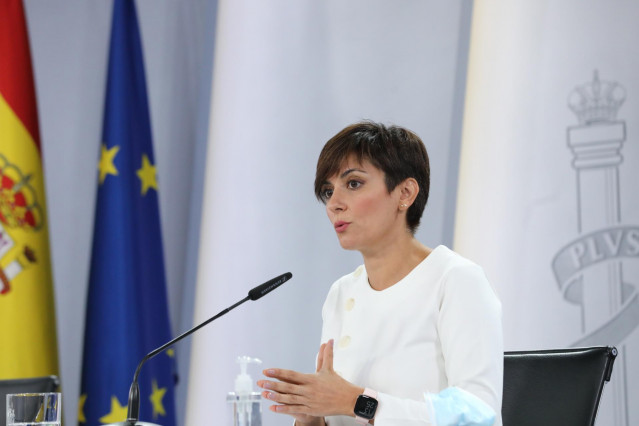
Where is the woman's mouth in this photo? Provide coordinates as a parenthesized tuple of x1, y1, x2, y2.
(334, 221, 350, 233)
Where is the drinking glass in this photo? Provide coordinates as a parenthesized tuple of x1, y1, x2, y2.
(6, 393, 61, 426)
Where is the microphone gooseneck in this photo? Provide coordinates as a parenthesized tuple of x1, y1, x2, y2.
(125, 272, 293, 424)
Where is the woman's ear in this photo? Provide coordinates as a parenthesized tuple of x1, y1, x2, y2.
(399, 177, 419, 208)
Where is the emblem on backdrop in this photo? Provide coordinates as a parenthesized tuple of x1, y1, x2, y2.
(0, 154, 42, 295)
(552, 71, 638, 426)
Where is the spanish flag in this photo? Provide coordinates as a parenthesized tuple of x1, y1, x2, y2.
(0, 0, 59, 379)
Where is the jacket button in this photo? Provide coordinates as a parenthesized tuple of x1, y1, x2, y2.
(339, 335, 351, 348)
(345, 298, 355, 311)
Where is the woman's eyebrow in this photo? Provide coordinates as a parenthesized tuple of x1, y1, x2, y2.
(340, 168, 367, 178)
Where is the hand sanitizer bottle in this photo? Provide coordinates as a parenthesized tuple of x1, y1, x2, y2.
(227, 356, 262, 426)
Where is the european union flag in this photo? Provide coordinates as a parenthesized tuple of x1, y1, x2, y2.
(79, 1, 176, 424)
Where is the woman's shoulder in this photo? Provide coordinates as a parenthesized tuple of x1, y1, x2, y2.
(429, 246, 500, 301)
(420, 245, 484, 278)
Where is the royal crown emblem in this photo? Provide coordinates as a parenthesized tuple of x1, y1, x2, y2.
(568, 70, 626, 124)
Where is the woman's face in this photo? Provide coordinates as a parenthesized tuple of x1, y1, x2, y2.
(320, 155, 405, 254)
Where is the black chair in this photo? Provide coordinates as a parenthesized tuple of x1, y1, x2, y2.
(0, 375, 59, 426)
(502, 346, 617, 426)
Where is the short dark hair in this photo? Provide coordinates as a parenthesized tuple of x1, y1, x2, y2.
(314, 121, 430, 234)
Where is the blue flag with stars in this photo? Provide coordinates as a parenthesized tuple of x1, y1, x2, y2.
(79, 0, 176, 424)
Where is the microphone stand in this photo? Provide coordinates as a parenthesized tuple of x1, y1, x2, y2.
(105, 272, 292, 426)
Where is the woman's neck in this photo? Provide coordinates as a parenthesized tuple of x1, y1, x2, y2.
(362, 236, 431, 291)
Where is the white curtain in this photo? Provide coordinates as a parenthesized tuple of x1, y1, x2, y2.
(186, 1, 470, 424)
(456, 1, 639, 425)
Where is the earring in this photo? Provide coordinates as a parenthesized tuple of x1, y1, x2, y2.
(400, 204, 408, 209)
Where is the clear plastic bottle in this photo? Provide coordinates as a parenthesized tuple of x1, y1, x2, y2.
(227, 356, 262, 426)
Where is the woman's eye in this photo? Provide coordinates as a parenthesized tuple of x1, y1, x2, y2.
(347, 180, 362, 189)
(320, 188, 333, 201)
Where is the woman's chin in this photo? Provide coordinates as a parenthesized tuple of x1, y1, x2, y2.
(337, 238, 358, 251)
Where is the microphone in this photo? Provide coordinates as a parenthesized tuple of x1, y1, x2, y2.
(248, 272, 291, 300)
(106, 272, 293, 426)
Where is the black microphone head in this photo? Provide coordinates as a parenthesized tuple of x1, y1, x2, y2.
(248, 272, 292, 300)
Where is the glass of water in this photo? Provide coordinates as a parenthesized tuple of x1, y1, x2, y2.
(6, 393, 61, 426)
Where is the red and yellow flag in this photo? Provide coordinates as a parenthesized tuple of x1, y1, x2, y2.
(0, 0, 59, 379)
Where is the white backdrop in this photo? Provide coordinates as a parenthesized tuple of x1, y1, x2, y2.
(456, 1, 639, 425)
(186, 1, 472, 424)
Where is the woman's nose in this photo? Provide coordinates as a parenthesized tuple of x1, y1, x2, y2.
(327, 188, 345, 212)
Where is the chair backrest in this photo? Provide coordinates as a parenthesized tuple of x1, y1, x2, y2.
(0, 376, 59, 426)
(502, 346, 616, 426)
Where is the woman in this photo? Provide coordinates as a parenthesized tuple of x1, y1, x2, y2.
(257, 122, 503, 425)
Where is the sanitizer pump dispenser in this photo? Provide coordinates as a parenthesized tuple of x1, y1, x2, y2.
(227, 356, 262, 426)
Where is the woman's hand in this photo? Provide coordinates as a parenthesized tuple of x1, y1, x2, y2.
(257, 339, 363, 422)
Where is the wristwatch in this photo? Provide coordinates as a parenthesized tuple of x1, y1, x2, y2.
(354, 388, 378, 424)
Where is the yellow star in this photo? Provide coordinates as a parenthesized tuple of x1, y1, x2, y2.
(136, 154, 158, 195)
(98, 144, 120, 184)
(149, 379, 167, 419)
(78, 394, 87, 423)
(166, 348, 175, 358)
(98, 395, 128, 424)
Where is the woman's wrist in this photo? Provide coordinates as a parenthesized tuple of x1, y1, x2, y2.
(344, 385, 365, 417)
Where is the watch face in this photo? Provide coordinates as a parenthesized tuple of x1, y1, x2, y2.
(354, 395, 378, 419)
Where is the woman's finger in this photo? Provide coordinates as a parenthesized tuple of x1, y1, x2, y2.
(262, 368, 308, 385)
(316, 343, 326, 372)
(319, 339, 335, 372)
(268, 404, 310, 415)
(262, 389, 306, 406)
(257, 380, 301, 396)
